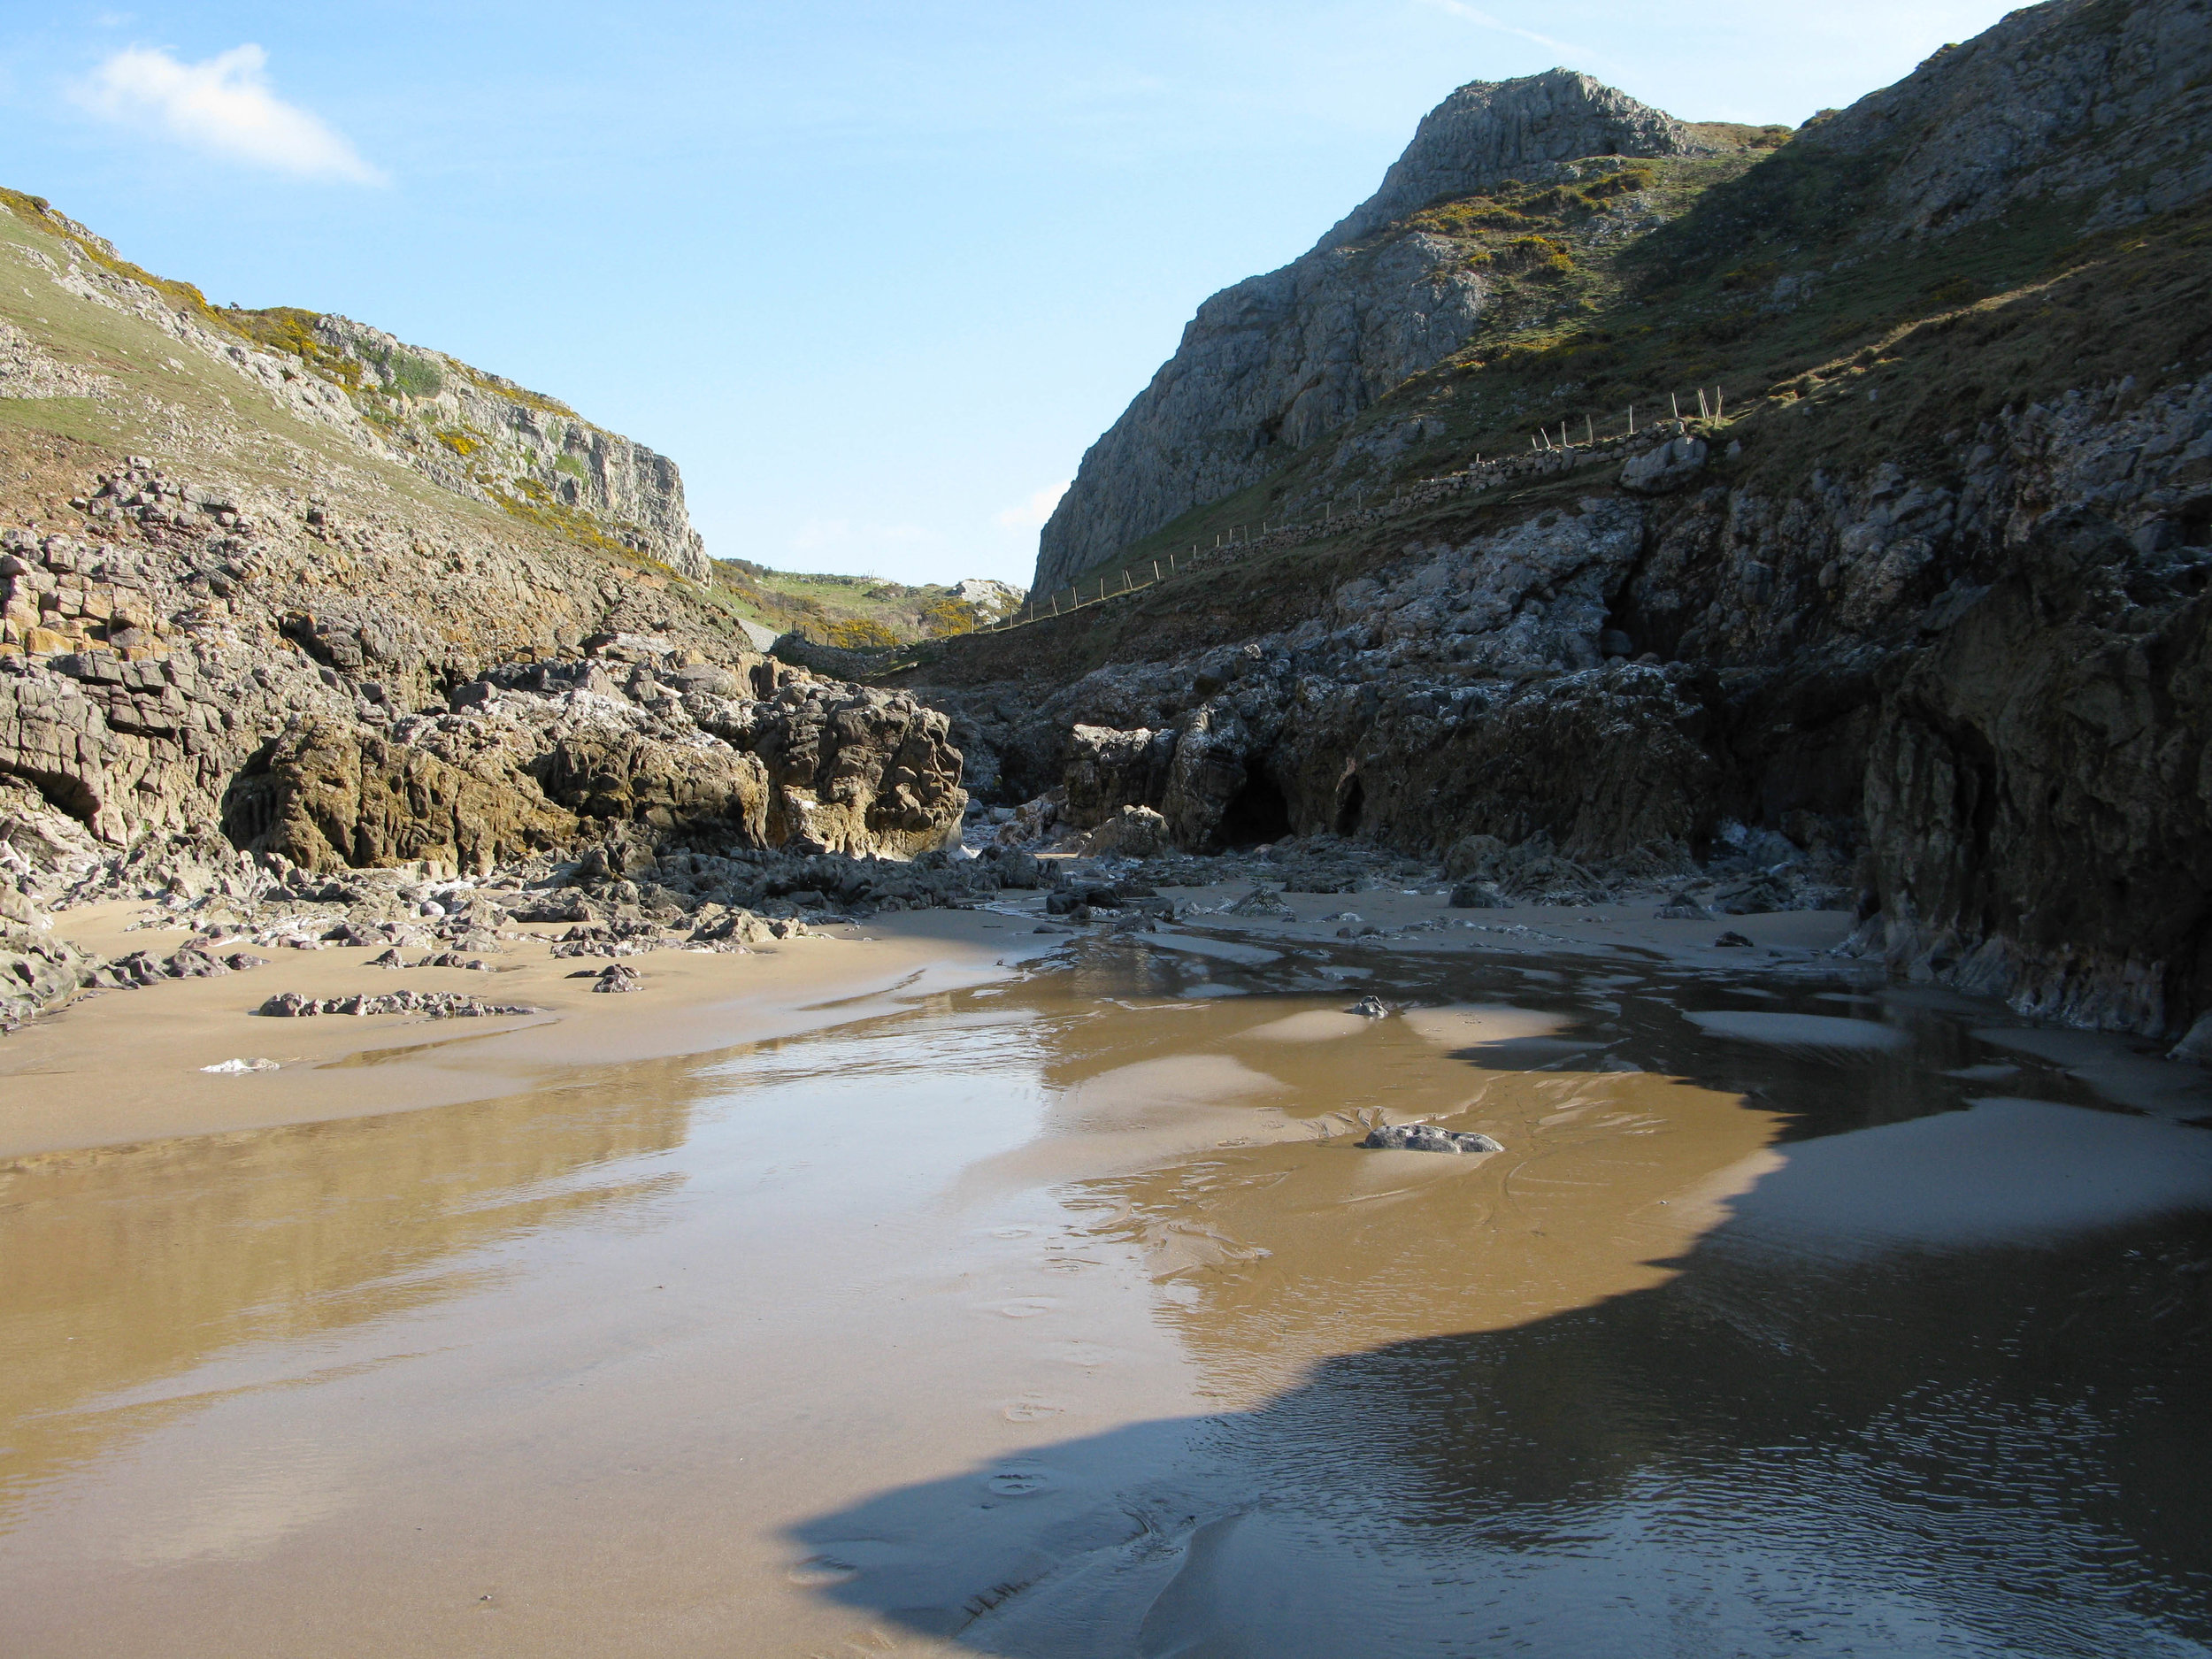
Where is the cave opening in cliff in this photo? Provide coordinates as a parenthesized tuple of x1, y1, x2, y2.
(1218, 773, 1293, 848)
(1335, 776, 1365, 837)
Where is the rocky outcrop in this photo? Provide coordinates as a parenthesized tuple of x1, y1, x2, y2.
(0, 454, 965, 953)
(1316, 69, 1696, 251)
(220, 717, 585, 874)
(940, 360, 2212, 1029)
(222, 667, 964, 875)
(1033, 71, 1695, 590)
(1796, 0, 2212, 239)
(304, 313, 711, 580)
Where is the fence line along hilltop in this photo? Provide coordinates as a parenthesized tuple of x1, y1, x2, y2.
(987, 393, 1732, 635)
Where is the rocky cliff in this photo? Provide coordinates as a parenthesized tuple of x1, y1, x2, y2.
(0, 190, 970, 1022)
(922, 0, 2212, 1044)
(4, 192, 710, 580)
(1032, 70, 1705, 591)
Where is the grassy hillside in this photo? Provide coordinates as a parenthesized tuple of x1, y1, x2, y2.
(705, 561, 1005, 648)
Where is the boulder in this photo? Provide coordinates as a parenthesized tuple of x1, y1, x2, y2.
(1359, 1123, 1504, 1154)
(1618, 434, 1709, 495)
(1061, 725, 1174, 828)
(1448, 881, 1511, 910)
(1081, 804, 1171, 859)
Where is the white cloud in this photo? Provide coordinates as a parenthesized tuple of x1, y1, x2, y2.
(1417, 0, 1595, 65)
(995, 480, 1068, 530)
(73, 44, 385, 185)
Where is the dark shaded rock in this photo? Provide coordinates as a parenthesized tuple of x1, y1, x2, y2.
(1863, 510, 2212, 1033)
(1448, 881, 1511, 909)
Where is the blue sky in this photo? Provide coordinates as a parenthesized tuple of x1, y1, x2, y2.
(2, 2, 2024, 587)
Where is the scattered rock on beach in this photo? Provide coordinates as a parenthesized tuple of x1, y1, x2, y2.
(1225, 887, 1294, 919)
(1359, 1123, 1504, 1154)
(255, 990, 544, 1018)
(1346, 995, 1399, 1018)
(591, 964, 642, 993)
(1714, 931, 1755, 948)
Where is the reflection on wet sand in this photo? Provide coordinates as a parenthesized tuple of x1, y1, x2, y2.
(0, 1051, 712, 1518)
(2, 927, 2207, 1656)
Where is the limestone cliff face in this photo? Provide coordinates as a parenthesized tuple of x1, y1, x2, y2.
(3, 196, 711, 581)
(1033, 70, 1696, 591)
(303, 314, 710, 580)
(1315, 69, 1694, 251)
(1795, 0, 2212, 240)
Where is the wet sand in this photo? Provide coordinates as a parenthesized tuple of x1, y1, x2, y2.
(4, 892, 2211, 1655)
(2, 886, 1856, 1160)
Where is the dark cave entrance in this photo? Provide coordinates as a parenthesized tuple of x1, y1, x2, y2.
(1218, 772, 1293, 848)
(1334, 775, 1366, 838)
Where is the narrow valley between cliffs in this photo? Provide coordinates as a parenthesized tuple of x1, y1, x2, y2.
(4, 2, 2212, 1654)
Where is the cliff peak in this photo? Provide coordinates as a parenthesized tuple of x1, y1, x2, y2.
(1317, 68, 1696, 252)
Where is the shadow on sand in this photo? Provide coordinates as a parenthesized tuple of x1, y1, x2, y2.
(788, 1069, 2212, 1656)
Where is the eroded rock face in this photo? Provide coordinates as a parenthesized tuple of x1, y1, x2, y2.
(222, 718, 584, 874)
(0, 449, 967, 901)
(1061, 724, 1175, 829)
(940, 365, 2212, 1033)
(982, 495, 1697, 859)
(221, 671, 964, 875)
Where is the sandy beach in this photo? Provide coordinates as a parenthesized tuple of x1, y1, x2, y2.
(7, 886, 2212, 1657)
